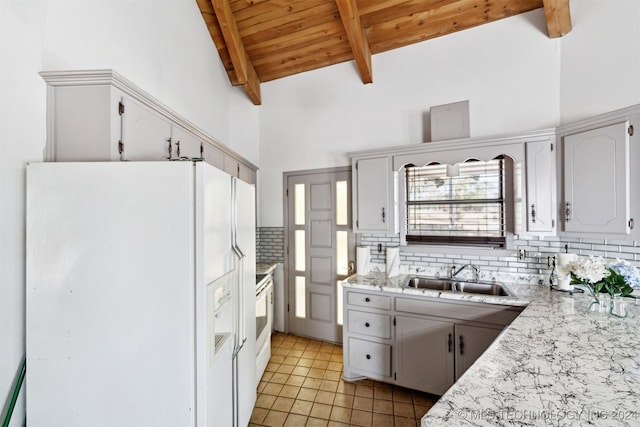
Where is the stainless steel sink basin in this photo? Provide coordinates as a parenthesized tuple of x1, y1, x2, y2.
(405, 277, 454, 290)
(403, 276, 514, 297)
(454, 282, 512, 296)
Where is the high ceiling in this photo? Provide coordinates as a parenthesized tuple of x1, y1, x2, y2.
(196, 0, 571, 105)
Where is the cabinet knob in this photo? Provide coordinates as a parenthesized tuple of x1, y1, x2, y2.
(366, 354, 371, 360)
(365, 297, 370, 302)
(365, 322, 370, 328)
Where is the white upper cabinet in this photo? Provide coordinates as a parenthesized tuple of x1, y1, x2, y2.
(352, 156, 397, 233)
(120, 95, 172, 161)
(40, 70, 257, 184)
(562, 121, 631, 236)
(525, 139, 556, 234)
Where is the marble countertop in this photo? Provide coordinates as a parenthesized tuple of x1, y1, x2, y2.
(343, 273, 640, 426)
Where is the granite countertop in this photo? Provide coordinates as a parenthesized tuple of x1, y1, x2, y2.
(343, 273, 640, 426)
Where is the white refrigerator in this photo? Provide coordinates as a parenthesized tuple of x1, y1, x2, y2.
(25, 161, 256, 427)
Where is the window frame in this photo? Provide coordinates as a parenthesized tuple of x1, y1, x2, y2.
(399, 156, 516, 250)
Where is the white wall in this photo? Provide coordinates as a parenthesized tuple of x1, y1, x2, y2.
(0, 1, 256, 424)
(258, 9, 562, 227)
(560, 0, 640, 123)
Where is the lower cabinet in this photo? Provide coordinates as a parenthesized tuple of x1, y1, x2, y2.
(395, 315, 454, 395)
(343, 288, 522, 395)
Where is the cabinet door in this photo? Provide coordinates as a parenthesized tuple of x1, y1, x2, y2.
(353, 157, 392, 232)
(395, 315, 454, 395)
(345, 337, 392, 380)
(202, 142, 225, 171)
(525, 140, 555, 233)
(172, 126, 202, 159)
(120, 96, 172, 161)
(454, 324, 501, 380)
(563, 122, 630, 235)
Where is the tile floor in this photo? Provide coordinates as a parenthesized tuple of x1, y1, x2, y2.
(250, 332, 438, 427)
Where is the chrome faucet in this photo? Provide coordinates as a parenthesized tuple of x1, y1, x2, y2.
(450, 264, 480, 282)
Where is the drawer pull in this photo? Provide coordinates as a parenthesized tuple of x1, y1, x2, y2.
(365, 297, 370, 302)
(365, 354, 371, 360)
(448, 333, 452, 353)
(459, 335, 464, 355)
(365, 322, 370, 327)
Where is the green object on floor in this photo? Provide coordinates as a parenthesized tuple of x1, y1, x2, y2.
(1, 356, 25, 427)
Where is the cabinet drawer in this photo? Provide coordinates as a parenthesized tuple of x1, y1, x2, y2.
(346, 337, 391, 377)
(395, 297, 522, 326)
(347, 310, 391, 339)
(346, 291, 391, 310)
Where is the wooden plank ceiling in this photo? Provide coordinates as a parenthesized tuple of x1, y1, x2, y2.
(196, 0, 571, 105)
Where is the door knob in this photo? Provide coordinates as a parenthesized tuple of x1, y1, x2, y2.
(348, 261, 355, 274)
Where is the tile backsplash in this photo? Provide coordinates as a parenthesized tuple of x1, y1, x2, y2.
(255, 227, 640, 284)
(257, 227, 285, 263)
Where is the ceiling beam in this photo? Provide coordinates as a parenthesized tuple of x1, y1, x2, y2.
(335, 0, 373, 84)
(542, 0, 572, 38)
(211, 0, 262, 105)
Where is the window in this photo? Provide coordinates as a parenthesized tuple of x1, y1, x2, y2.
(404, 157, 509, 247)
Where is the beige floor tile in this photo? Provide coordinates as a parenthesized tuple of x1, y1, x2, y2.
(279, 385, 301, 399)
(291, 399, 314, 416)
(327, 421, 349, 427)
(354, 383, 374, 398)
(262, 410, 289, 427)
(262, 382, 284, 396)
(392, 387, 413, 403)
(297, 387, 318, 402)
(310, 402, 333, 419)
(330, 354, 343, 362)
(372, 412, 394, 427)
(289, 348, 305, 356)
(315, 390, 336, 405)
(265, 362, 280, 372)
(373, 386, 393, 400)
(305, 417, 329, 427)
(394, 416, 419, 427)
(270, 372, 289, 384)
(414, 403, 432, 418)
(271, 396, 295, 412)
(326, 361, 343, 371)
(312, 359, 329, 369)
(333, 393, 354, 408)
(283, 355, 300, 365)
(412, 391, 436, 406)
(292, 366, 311, 376)
(257, 381, 267, 393)
(249, 407, 268, 425)
(336, 382, 356, 395)
(269, 354, 285, 364)
(307, 368, 326, 379)
(284, 413, 308, 427)
(372, 399, 393, 415)
(319, 380, 339, 392)
(315, 352, 331, 361)
(303, 350, 318, 359)
(255, 393, 276, 409)
(350, 409, 373, 426)
(329, 405, 352, 423)
(286, 375, 307, 387)
(298, 357, 314, 367)
(394, 401, 415, 418)
(303, 377, 322, 389)
(322, 370, 341, 381)
(352, 396, 373, 411)
(277, 364, 295, 374)
(260, 371, 274, 382)
(271, 347, 289, 356)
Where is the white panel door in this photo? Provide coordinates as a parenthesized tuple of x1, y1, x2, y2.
(287, 169, 355, 343)
(26, 162, 196, 427)
(563, 122, 630, 234)
(120, 95, 172, 160)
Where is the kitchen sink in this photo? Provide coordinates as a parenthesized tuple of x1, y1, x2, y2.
(405, 277, 454, 291)
(403, 276, 514, 297)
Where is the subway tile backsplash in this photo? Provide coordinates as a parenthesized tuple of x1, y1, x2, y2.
(257, 227, 285, 263)
(255, 227, 639, 284)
